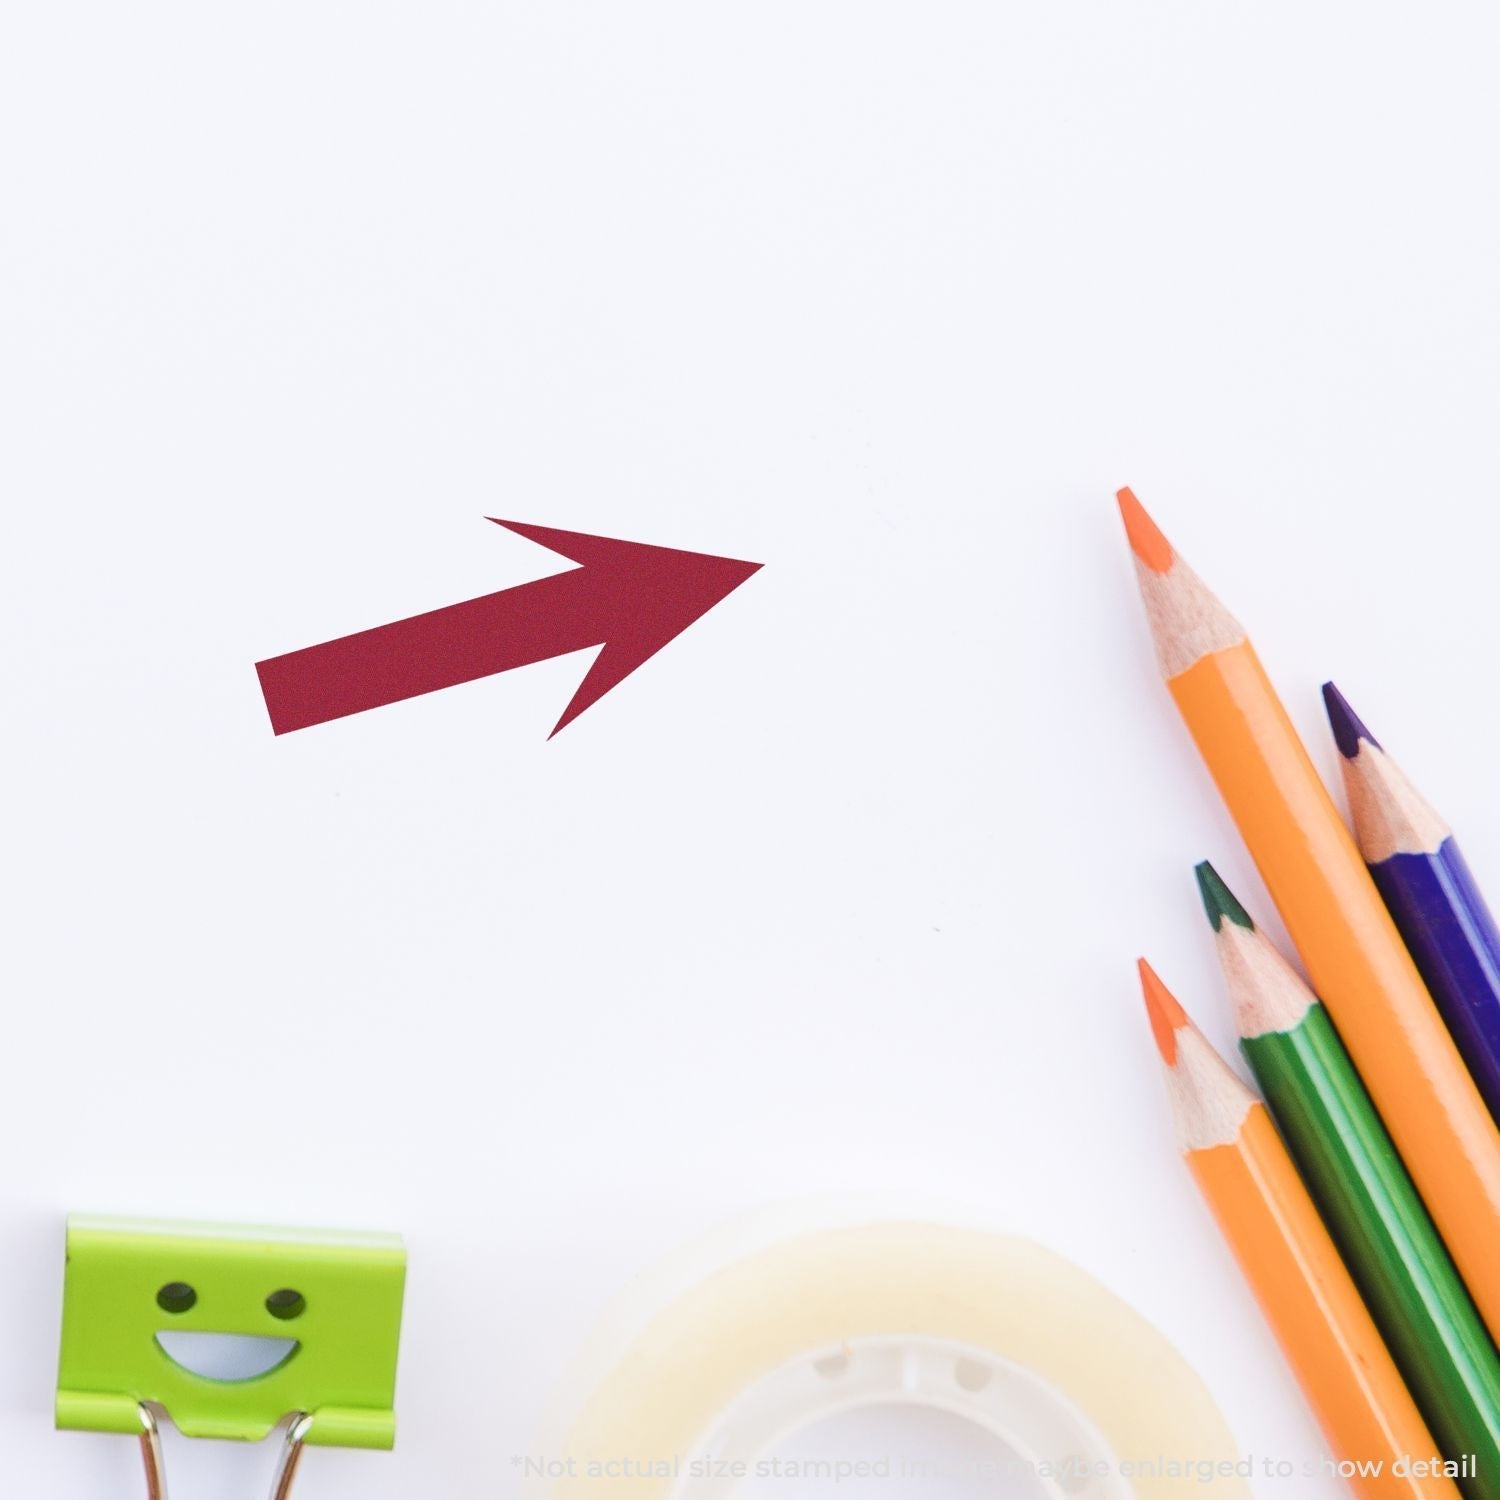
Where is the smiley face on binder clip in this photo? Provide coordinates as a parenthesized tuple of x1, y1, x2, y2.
(56, 1216, 406, 1452)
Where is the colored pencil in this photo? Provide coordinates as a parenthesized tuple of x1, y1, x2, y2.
(1196, 862, 1500, 1498)
(1139, 960, 1461, 1500)
(1323, 684, 1500, 1127)
(1117, 488, 1500, 1342)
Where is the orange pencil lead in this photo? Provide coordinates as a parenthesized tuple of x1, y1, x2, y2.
(1116, 487, 1174, 573)
(1138, 957, 1188, 1063)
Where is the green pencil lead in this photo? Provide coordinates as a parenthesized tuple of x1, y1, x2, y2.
(1195, 861, 1255, 933)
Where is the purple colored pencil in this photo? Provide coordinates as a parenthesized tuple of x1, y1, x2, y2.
(1324, 683, 1500, 1127)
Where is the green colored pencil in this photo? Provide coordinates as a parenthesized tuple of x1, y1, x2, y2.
(1196, 862, 1500, 1498)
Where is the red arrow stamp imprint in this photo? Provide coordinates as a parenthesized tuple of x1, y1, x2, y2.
(255, 520, 762, 737)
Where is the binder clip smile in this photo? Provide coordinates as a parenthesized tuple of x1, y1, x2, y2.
(56, 1216, 406, 1498)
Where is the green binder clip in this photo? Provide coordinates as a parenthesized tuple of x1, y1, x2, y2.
(57, 1215, 406, 1498)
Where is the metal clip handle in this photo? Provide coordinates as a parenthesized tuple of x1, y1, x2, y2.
(137, 1404, 311, 1500)
(137, 1405, 166, 1500)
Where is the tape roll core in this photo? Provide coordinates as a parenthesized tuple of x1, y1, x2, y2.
(684, 1334, 1130, 1499)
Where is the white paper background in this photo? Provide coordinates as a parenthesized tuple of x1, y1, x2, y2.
(5, 3, 1500, 1495)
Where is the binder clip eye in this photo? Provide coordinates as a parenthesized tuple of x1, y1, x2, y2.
(57, 1216, 406, 1498)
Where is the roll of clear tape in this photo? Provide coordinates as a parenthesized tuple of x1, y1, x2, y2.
(529, 1220, 1249, 1498)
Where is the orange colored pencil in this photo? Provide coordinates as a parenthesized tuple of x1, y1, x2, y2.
(1140, 961, 1461, 1499)
(1119, 489, 1500, 1341)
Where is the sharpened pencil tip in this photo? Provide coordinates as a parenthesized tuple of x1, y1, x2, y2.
(1116, 488, 1174, 573)
(1138, 958, 1188, 1064)
(1322, 681, 1380, 759)
(1194, 861, 1255, 934)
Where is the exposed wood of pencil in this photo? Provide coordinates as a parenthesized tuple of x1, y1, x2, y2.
(1139, 960, 1458, 1500)
(1118, 488, 1500, 1344)
(1198, 864, 1500, 1497)
(1324, 683, 1500, 1128)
